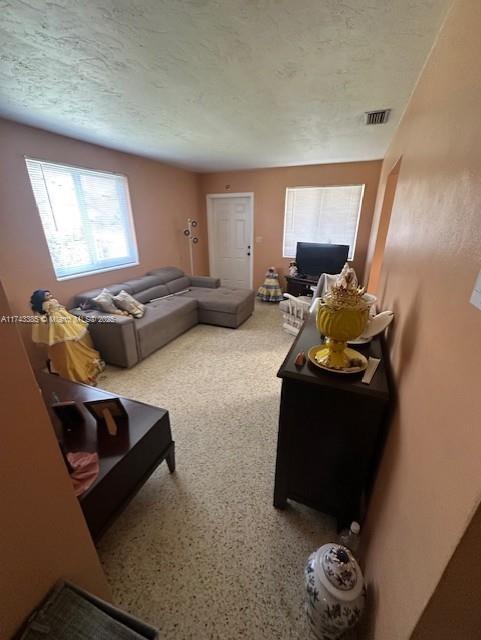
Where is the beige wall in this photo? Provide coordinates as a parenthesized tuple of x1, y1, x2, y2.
(362, 1, 481, 638)
(410, 499, 481, 639)
(0, 118, 207, 366)
(367, 159, 401, 294)
(0, 281, 109, 639)
(200, 161, 381, 289)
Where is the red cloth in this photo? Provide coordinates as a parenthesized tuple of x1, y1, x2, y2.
(66, 452, 99, 496)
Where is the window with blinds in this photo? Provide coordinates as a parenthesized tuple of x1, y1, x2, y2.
(283, 185, 365, 260)
(25, 158, 139, 280)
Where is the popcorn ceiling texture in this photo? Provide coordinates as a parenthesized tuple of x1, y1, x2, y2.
(0, 0, 450, 170)
(96, 302, 338, 639)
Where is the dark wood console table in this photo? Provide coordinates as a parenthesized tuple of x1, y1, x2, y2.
(274, 315, 391, 529)
(285, 274, 318, 297)
(37, 372, 175, 541)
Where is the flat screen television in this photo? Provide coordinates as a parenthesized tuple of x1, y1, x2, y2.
(295, 242, 349, 278)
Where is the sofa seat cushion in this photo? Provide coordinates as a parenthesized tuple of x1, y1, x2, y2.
(134, 297, 198, 359)
(184, 287, 254, 314)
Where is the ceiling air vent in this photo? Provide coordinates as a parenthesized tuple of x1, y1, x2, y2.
(365, 109, 391, 125)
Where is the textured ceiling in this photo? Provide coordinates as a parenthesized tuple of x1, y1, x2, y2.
(0, 0, 451, 171)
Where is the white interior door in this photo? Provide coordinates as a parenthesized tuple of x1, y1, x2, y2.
(207, 194, 253, 288)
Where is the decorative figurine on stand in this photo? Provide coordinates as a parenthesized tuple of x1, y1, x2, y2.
(288, 261, 298, 277)
(30, 289, 105, 385)
(257, 267, 284, 302)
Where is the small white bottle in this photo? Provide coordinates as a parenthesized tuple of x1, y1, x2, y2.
(339, 521, 361, 555)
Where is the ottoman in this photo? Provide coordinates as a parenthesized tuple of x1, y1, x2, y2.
(183, 286, 255, 328)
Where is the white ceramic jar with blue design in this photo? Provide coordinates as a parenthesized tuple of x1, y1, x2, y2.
(304, 543, 366, 640)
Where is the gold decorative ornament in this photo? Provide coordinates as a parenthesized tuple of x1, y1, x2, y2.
(307, 344, 368, 374)
(314, 264, 376, 372)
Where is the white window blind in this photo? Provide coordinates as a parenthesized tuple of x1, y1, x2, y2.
(25, 158, 138, 280)
(283, 185, 364, 260)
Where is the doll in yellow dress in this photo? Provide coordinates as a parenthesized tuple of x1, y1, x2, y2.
(30, 289, 105, 385)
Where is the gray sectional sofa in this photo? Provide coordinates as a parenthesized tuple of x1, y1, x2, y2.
(70, 267, 255, 368)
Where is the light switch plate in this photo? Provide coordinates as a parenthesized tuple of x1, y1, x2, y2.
(470, 270, 481, 310)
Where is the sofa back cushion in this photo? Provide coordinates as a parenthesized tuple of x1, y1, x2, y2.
(76, 274, 173, 309)
(135, 285, 169, 303)
(121, 274, 164, 293)
(74, 269, 188, 309)
(146, 267, 185, 283)
(166, 276, 191, 294)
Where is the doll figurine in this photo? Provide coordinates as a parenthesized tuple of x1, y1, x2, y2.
(30, 289, 105, 385)
(257, 267, 284, 302)
(288, 261, 298, 277)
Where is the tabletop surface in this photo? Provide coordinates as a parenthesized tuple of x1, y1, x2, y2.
(36, 371, 169, 495)
(277, 314, 391, 400)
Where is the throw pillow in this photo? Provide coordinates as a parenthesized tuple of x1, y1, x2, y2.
(112, 290, 145, 318)
(92, 288, 119, 314)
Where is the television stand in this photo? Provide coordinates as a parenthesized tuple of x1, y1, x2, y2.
(285, 274, 318, 297)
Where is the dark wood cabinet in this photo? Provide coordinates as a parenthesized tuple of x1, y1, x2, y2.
(37, 372, 175, 540)
(274, 315, 391, 529)
(285, 275, 318, 297)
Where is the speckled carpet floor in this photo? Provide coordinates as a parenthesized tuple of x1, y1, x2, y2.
(97, 302, 336, 639)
